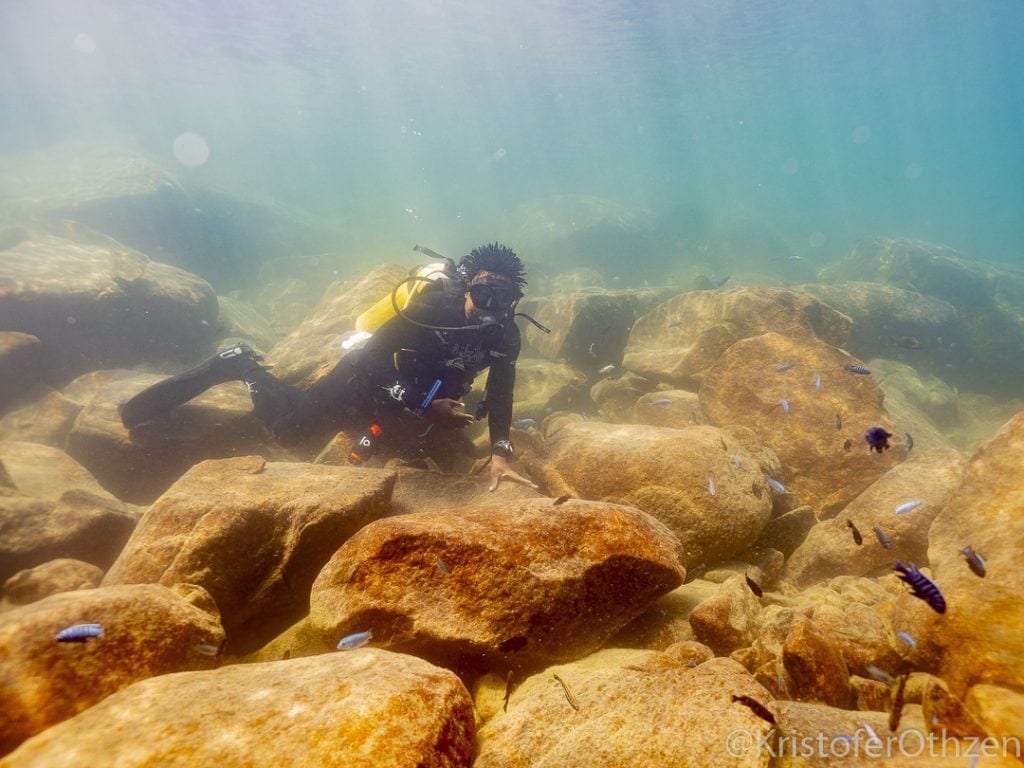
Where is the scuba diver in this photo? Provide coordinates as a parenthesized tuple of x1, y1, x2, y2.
(119, 242, 539, 492)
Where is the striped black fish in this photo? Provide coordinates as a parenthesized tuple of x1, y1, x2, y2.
(745, 574, 764, 598)
(888, 674, 907, 731)
(732, 694, 776, 725)
(847, 520, 863, 545)
(893, 561, 946, 613)
(845, 364, 871, 375)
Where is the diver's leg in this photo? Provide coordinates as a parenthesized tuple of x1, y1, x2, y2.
(119, 343, 264, 429)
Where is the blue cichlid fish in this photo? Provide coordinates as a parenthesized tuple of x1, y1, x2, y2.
(896, 630, 916, 648)
(765, 476, 787, 494)
(708, 477, 717, 496)
(780, 397, 791, 414)
(814, 373, 822, 391)
(961, 546, 986, 577)
(55, 623, 104, 642)
(514, 417, 536, 429)
(649, 398, 672, 406)
(873, 524, 893, 549)
(337, 630, 373, 650)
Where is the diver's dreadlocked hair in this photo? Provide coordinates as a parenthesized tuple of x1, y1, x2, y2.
(458, 242, 527, 290)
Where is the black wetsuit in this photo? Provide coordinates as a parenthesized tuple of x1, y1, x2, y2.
(245, 282, 520, 448)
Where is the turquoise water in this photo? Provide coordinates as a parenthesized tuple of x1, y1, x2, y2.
(2, 0, 1022, 271)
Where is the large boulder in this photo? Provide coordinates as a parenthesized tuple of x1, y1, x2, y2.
(0, 389, 82, 448)
(0, 583, 224, 755)
(0, 491, 137, 584)
(64, 369, 284, 504)
(802, 281, 965, 372)
(309, 498, 684, 670)
(476, 652, 773, 768)
(0, 441, 120, 503)
(516, 288, 671, 370)
(0, 333, 43, 414)
(924, 411, 1024, 697)
(622, 287, 851, 388)
(103, 457, 395, 653)
(782, 448, 966, 588)
(700, 331, 904, 515)
(536, 418, 778, 567)
(2, 559, 104, 609)
(819, 238, 1024, 395)
(0, 225, 218, 382)
(1, 649, 475, 768)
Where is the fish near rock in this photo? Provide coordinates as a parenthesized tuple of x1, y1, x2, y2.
(865, 427, 893, 453)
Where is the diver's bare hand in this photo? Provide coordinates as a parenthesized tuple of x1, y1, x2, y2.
(488, 454, 539, 492)
(424, 398, 475, 429)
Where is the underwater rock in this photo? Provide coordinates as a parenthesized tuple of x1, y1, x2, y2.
(782, 449, 965, 588)
(213, 295, 280, 353)
(0, 227, 218, 384)
(628, 387, 706, 428)
(0, 333, 43, 414)
(0, 440, 121, 504)
(0, 583, 224, 756)
(537, 420, 777, 567)
(591, 372, 659, 423)
(782, 616, 852, 708)
(64, 369, 284, 504)
(803, 281, 964, 372)
(0, 489, 138, 583)
(870, 358, 960, 429)
(516, 288, 668, 369)
(387, 466, 538, 518)
(820, 238, 1024, 396)
(0, 389, 83, 448)
(476, 651, 772, 768)
(500, 358, 587, 424)
(265, 263, 408, 388)
(608, 580, 718, 651)
(623, 287, 851, 389)
(753, 505, 818, 557)
(924, 410, 1024, 697)
(309, 498, 684, 669)
(103, 457, 395, 654)
(1, 648, 473, 768)
(700, 331, 903, 516)
(2, 559, 104, 608)
(688, 575, 764, 656)
(964, 684, 1024, 747)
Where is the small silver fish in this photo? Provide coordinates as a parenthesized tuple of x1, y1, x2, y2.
(776, 362, 794, 372)
(191, 643, 222, 657)
(649, 398, 672, 406)
(814, 373, 822, 391)
(864, 665, 894, 684)
(731, 455, 742, 468)
(587, 343, 597, 357)
(708, 477, 717, 497)
(780, 397, 790, 414)
(765, 476, 786, 494)
(514, 417, 536, 429)
(598, 364, 616, 375)
(905, 433, 914, 453)
(55, 623, 105, 642)
(337, 629, 373, 650)
(895, 630, 916, 648)
(894, 500, 924, 515)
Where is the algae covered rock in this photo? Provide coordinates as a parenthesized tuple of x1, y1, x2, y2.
(0, 583, 224, 755)
(309, 498, 684, 669)
(1, 649, 475, 768)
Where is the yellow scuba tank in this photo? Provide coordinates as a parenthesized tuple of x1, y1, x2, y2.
(355, 261, 453, 333)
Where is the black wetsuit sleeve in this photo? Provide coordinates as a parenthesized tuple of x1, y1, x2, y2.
(487, 323, 521, 446)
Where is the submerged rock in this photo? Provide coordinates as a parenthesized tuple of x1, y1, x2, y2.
(782, 448, 965, 587)
(623, 287, 851, 389)
(309, 498, 684, 669)
(0, 583, 224, 756)
(700, 331, 903, 515)
(2, 559, 104, 608)
(0, 333, 43, 414)
(103, 457, 395, 653)
(476, 652, 773, 768)
(1, 649, 474, 768)
(537, 419, 777, 567)
(925, 410, 1024, 697)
